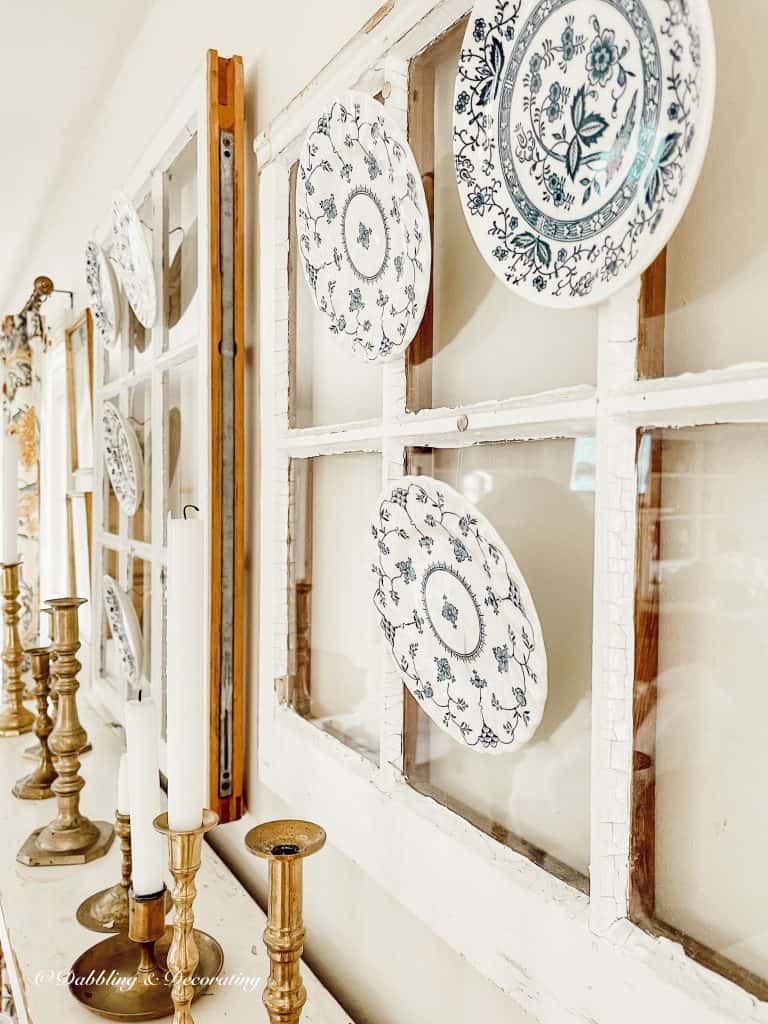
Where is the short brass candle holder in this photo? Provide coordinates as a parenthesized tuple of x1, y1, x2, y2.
(0, 561, 34, 737)
(77, 811, 132, 933)
(70, 886, 168, 1020)
(244, 819, 326, 1024)
(17, 597, 113, 866)
(77, 814, 173, 934)
(13, 644, 56, 799)
(154, 810, 224, 1023)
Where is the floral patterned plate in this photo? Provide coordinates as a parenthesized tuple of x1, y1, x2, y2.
(111, 192, 157, 328)
(103, 574, 142, 687)
(102, 402, 143, 517)
(296, 91, 431, 363)
(454, 0, 715, 307)
(84, 241, 122, 350)
(371, 476, 547, 754)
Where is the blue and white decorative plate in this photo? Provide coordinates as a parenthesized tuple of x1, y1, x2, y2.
(297, 92, 431, 363)
(84, 241, 121, 350)
(103, 575, 142, 687)
(102, 402, 143, 517)
(454, 0, 715, 308)
(371, 476, 547, 754)
(111, 192, 157, 328)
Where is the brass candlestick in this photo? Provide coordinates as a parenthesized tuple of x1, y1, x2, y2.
(17, 597, 113, 866)
(70, 887, 168, 1020)
(13, 645, 56, 799)
(77, 814, 174, 933)
(77, 811, 132, 933)
(245, 820, 326, 1024)
(23, 605, 91, 759)
(0, 562, 34, 736)
(154, 810, 224, 1023)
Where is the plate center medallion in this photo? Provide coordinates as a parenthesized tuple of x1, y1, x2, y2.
(422, 565, 483, 660)
(498, 0, 661, 242)
(342, 186, 390, 282)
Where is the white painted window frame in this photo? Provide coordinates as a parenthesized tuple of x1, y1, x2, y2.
(89, 74, 211, 778)
(256, 3, 768, 1021)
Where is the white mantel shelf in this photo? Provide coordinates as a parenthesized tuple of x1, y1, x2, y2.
(0, 702, 354, 1024)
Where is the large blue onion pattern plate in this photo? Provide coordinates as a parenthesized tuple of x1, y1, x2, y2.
(454, 0, 715, 308)
(372, 477, 547, 754)
(296, 92, 431, 363)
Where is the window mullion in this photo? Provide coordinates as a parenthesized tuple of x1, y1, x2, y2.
(589, 280, 641, 934)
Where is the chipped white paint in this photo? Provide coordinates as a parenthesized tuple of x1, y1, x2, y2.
(256, 2, 768, 1021)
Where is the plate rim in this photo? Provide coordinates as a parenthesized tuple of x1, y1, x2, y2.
(102, 572, 143, 687)
(372, 473, 549, 754)
(102, 401, 144, 518)
(296, 89, 432, 363)
(111, 189, 158, 329)
(453, 0, 717, 309)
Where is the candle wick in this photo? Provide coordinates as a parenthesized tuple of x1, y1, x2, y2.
(138, 689, 143, 703)
(183, 504, 200, 521)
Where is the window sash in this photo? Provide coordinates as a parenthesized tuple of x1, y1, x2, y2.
(256, 3, 768, 1017)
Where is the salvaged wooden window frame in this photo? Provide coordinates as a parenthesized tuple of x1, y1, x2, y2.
(256, 3, 768, 1020)
(90, 52, 246, 822)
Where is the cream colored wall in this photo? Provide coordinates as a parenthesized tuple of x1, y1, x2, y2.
(8, 3, 534, 1023)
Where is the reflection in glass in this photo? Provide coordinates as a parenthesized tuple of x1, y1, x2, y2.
(100, 546, 120, 686)
(288, 452, 382, 760)
(407, 22, 597, 412)
(405, 439, 594, 883)
(167, 135, 199, 348)
(634, 425, 768, 989)
(164, 357, 198, 526)
(130, 557, 151, 697)
(645, 1, 768, 376)
(129, 381, 151, 544)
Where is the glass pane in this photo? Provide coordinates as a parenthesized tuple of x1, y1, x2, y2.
(288, 452, 382, 760)
(128, 381, 152, 544)
(100, 546, 120, 684)
(634, 424, 768, 990)
(407, 23, 597, 412)
(164, 357, 199, 524)
(104, 329, 123, 383)
(643, 1, 768, 376)
(131, 556, 151, 695)
(289, 165, 383, 428)
(166, 135, 199, 350)
(405, 439, 594, 882)
(128, 193, 154, 372)
(103, 455, 120, 535)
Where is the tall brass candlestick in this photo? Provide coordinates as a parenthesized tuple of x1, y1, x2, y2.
(0, 562, 34, 737)
(17, 598, 113, 866)
(154, 810, 224, 1024)
(244, 820, 326, 1024)
(13, 645, 56, 799)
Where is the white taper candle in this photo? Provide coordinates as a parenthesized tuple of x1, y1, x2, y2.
(166, 513, 206, 831)
(124, 695, 164, 896)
